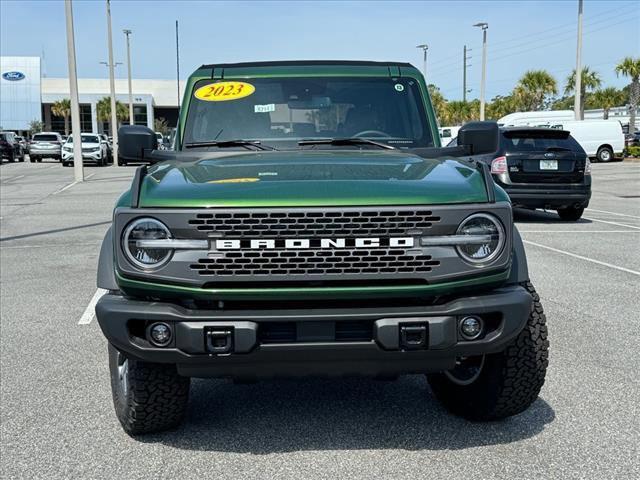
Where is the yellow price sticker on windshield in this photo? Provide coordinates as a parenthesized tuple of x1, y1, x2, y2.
(194, 81, 255, 102)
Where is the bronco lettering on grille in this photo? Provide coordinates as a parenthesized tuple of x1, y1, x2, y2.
(214, 237, 415, 250)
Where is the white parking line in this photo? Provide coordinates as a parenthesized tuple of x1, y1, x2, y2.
(78, 288, 108, 325)
(523, 240, 640, 276)
(2, 174, 25, 184)
(53, 181, 77, 195)
(584, 217, 640, 230)
(586, 208, 640, 220)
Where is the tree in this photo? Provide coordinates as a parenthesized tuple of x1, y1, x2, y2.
(513, 70, 558, 111)
(443, 100, 478, 125)
(486, 95, 518, 120)
(615, 57, 640, 133)
(590, 88, 625, 119)
(428, 84, 448, 125)
(50, 99, 72, 135)
(154, 117, 170, 136)
(28, 120, 44, 135)
(96, 97, 129, 135)
(565, 67, 602, 120)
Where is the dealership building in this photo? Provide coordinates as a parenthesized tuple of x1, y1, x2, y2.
(1, 56, 184, 135)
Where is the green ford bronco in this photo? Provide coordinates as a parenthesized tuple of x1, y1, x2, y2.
(96, 61, 548, 435)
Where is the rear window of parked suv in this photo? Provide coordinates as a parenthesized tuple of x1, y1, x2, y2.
(502, 130, 583, 153)
(33, 134, 59, 142)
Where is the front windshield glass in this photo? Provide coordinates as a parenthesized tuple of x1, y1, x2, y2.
(183, 77, 433, 149)
(67, 135, 100, 144)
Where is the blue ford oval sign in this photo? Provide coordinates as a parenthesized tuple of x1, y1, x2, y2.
(2, 71, 26, 81)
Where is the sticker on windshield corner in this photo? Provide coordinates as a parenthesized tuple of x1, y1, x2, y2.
(194, 81, 255, 102)
(254, 103, 275, 113)
(394, 83, 404, 92)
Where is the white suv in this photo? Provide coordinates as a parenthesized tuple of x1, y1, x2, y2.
(62, 134, 108, 167)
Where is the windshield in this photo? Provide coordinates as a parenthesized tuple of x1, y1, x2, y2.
(183, 77, 433, 149)
(33, 134, 58, 142)
(67, 135, 100, 144)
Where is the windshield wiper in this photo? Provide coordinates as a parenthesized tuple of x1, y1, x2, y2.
(184, 140, 276, 151)
(298, 138, 395, 150)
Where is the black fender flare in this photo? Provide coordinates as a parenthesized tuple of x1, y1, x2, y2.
(508, 225, 529, 284)
(97, 226, 118, 291)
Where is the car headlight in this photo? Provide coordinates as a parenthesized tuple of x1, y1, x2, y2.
(63, 146, 72, 152)
(455, 213, 505, 264)
(90, 147, 100, 152)
(122, 218, 172, 269)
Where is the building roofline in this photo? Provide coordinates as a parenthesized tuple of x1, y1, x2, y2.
(199, 60, 415, 69)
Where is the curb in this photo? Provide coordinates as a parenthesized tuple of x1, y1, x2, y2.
(622, 157, 640, 163)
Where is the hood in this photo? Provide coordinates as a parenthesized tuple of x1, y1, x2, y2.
(137, 150, 489, 208)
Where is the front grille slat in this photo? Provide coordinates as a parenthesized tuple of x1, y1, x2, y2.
(186, 208, 442, 278)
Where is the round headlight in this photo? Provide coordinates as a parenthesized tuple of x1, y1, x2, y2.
(456, 213, 505, 264)
(123, 218, 172, 269)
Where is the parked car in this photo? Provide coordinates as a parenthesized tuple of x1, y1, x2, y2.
(99, 134, 113, 162)
(0, 131, 25, 162)
(545, 120, 625, 162)
(29, 132, 63, 162)
(14, 135, 27, 153)
(155, 132, 165, 149)
(62, 134, 109, 166)
(625, 131, 640, 148)
(438, 126, 461, 144)
(98, 60, 549, 435)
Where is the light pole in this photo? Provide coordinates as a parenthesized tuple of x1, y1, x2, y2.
(574, 0, 583, 120)
(106, 0, 119, 166)
(416, 44, 428, 79)
(176, 20, 181, 109)
(64, 0, 83, 182)
(123, 29, 134, 125)
(474, 22, 488, 121)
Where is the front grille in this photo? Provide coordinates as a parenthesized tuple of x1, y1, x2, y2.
(188, 209, 441, 237)
(190, 249, 440, 276)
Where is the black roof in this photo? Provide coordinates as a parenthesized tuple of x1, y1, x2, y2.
(199, 60, 415, 69)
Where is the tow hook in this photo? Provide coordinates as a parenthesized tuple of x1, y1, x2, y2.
(399, 324, 428, 350)
(205, 328, 234, 354)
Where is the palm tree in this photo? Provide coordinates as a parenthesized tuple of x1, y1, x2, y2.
(51, 98, 72, 135)
(514, 70, 557, 111)
(565, 67, 602, 120)
(96, 97, 130, 135)
(615, 57, 640, 133)
(591, 88, 625, 119)
(428, 84, 448, 125)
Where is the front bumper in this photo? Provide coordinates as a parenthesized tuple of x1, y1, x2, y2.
(96, 285, 532, 379)
(62, 150, 102, 162)
(30, 147, 61, 157)
(502, 183, 591, 209)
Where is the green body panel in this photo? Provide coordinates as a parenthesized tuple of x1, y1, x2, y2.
(137, 151, 490, 208)
(116, 270, 510, 301)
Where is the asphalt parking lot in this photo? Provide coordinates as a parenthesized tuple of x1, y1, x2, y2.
(1, 159, 638, 479)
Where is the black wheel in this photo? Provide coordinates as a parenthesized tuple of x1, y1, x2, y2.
(427, 281, 549, 421)
(108, 343, 190, 435)
(62, 162, 70, 167)
(596, 146, 613, 163)
(8, 151, 15, 162)
(30, 156, 36, 163)
(37, 157, 42, 163)
(557, 206, 584, 221)
(118, 157, 127, 166)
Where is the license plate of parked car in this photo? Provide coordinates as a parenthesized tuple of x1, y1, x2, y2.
(540, 159, 558, 170)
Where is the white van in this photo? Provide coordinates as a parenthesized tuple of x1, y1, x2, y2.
(439, 126, 461, 144)
(545, 120, 625, 162)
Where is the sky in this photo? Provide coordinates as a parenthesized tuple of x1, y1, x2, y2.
(1, 0, 638, 101)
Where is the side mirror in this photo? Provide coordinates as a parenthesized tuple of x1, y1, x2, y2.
(458, 121, 500, 155)
(118, 125, 156, 163)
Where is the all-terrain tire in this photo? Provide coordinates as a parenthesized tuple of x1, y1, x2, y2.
(557, 206, 584, 221)
(108, 343, 190, 435)
(427, 281, 549, 421)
